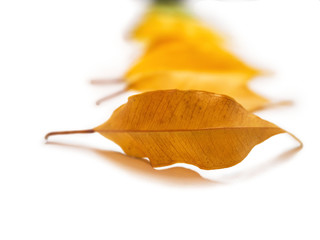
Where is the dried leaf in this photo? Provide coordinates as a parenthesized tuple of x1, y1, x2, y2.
(46, 90, 301, 170)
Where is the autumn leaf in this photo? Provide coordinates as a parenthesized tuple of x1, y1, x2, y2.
(93, 0, 269, 110)
(130, 1, 224, 47)
(126, 40, 260, 84)
(45, 90, 301, 170)
(95, 40, 267, 111)
(129, 0, 261, 78)
(124, 72, 268, 112)
(129, 0, 261, 81)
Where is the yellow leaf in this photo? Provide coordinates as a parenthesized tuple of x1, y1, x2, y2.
(93, 3, 267, 110)
(131, 6, 224, 46)
(122, 40, 266, 111)
(126, 72, 268, 112)
(46, 90, 301, 170)
(126, 40, 260, 84)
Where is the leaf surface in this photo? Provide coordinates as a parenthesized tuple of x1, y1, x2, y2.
(126, 40, 259, 83)
(94, 90, 289, 170)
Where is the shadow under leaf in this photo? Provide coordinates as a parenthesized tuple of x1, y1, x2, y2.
(46, 141, 217, 186)
(217, 145, 303, 182)
(45, 140, 302, 185)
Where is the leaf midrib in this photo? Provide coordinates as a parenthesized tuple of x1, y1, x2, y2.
(96, 126, 281, 133)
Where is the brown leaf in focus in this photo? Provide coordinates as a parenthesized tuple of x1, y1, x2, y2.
(94, 90, 288, 170)
(46, 90, 301, 170)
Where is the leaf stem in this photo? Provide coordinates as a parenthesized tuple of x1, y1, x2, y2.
(90, 78, 123, 85)
(45, 129, 95, 140)
(96, 89, 127, 105)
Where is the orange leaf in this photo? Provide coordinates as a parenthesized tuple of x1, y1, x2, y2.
(46, 90, 301, 170)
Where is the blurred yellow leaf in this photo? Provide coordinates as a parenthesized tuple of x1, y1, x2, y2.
(126, 39, 259, 84)
(131, 4, 224, 46)
(94, 1, 269, 112)
(126, 72, 268, 112)
(122, 40, 266, 111)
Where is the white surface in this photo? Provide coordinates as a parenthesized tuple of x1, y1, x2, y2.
(0, 0, 319, 239)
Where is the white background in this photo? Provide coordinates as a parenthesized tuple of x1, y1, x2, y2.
(1, 0, 319, 239)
